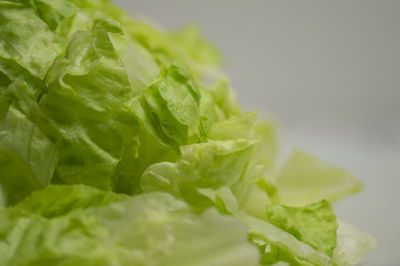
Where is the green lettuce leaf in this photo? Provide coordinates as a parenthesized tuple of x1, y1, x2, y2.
(11, 184, 128, 218)
(0, 80, 58, 205)
(110, 32, 160, 94)
(253, 118, 279, 170)
(275, 150, 363, 206)
(0, 1, 59, 79)
(207, 111, 258, 140)
(266, 200, 337, 257)
(211, 78, 241, 120)
(139, 62, 202, 145)
(32, 0, 78, 31)
(333, 218, 376, 266)
(140, 141, 337, 265)
(141, 139, 260, 208)
(199, 186, 334, 266)
(244, 213, 333, 266)
(0, 187, 259, 266)
(40, 18, 139, 190)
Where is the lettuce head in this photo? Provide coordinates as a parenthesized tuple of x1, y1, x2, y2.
(0, 0, 374, 265)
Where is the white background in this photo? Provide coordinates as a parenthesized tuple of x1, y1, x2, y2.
(115, 1, 400, 264)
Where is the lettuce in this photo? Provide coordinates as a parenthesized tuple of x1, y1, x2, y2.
(0, 80, 58, 205)
(334, 219, 376, 266)
(0, 186, 259, 266)
(275, 150, 363, 206)
(266, 200, 337, 257)
(0, 0, 374, 265)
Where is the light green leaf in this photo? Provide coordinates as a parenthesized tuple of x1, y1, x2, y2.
(40, 18, 139, 190)
(253, 118, 279, 169)
(32, 0, 78, 31)
(12, 184, 128, 218)
(211, 78, 241, 120)
(266, 200, 338, 257)
(127, 96, 174, 149)
(208, 111, 258, 140)
(0, 190, 259, 266)
(198, 86, 215, 136)
(110, 32, 159, 94)
(142, 84, 189, 144)
(0, 3, 59, 79)
(242, 213, 334, 266)
(0, 81, 57, 205)
(141, 139, 259, 208)
(333, 218, 376, 266)
(157, 63, 201, 136)
(200, 186, 334, 266)
(130, 62, 204, 148)
(275, 150, 363, 206)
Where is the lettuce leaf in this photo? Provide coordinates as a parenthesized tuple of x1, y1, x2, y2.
(266, 200, 337, 257)
(0, 1, 60, 79)
(40, 18, 139, 190)
(198, 186, 334, 266)
(0, 80, 58, 205)
(333, 218, 376, 266)
(0, 186, 259, 266)
(140, 140, 338, 265)
(132, 62, 202, 148)
(11, 184, 128, 218)
(141, 139, 260, 209)
(275, 150, 363, 206)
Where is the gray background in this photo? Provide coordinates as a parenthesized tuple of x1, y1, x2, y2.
(115, 0, 400, 264)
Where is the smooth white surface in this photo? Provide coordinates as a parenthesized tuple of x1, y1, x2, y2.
(115, 1, 400, 264)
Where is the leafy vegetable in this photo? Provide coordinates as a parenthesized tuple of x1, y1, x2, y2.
(0, 0, 374, 265)
(266, 200, 337, 257)
(0, 1, 60, 79)
(1, 187, 259, 266)
(334, 219, 376, 266)
(275, 150, 364, 207)
(0, 80, 58, 205)
(11, 184, 129, 218)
